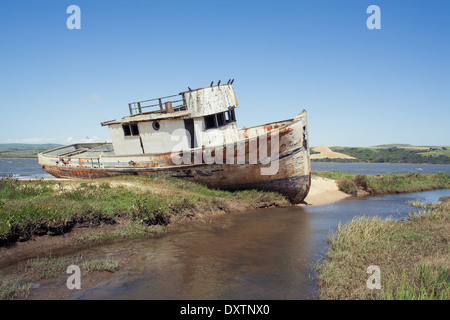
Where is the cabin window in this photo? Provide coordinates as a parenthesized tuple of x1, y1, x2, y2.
(204, 110, 236, 130)
(123, 124, 140, 137)
(225, 110, 231, 123)
(131, 124, 139, 136)
(230, 108, 236, 122)
(216, 112, 225, 127)
(152, 121, 160, 131)
(122, 124, 131, 136)
(204, 114, 217, 130)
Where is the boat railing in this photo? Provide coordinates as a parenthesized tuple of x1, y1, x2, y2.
(128, 93, 187, 116)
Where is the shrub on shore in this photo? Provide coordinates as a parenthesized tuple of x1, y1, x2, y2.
(336, 178, 358, 196)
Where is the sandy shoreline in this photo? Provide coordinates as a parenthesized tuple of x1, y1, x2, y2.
(297, 176, 351, 206)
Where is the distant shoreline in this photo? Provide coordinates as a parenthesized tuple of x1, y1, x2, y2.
(311, 145, 450, 165)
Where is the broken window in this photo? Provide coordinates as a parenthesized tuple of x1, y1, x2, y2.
(123, 123, 140, 137)
(204, 109, 236, 130)
(122, 124, 131, 136)
(131, 124, 139, 136)
(217, 112, 225, 127)
(225, 110, 231, 123)
(230, 108, 236, 122)
(204, 114, 217, 130)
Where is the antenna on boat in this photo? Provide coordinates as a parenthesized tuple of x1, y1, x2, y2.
(227, 79, 231, 84)
(217, 80, 221, 85)
(230, 79, 234, 85)
(210, 81, 214, 87)
(188, 87, 192, 91)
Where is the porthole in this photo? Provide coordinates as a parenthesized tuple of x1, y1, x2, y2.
(152, 121, 160, 131)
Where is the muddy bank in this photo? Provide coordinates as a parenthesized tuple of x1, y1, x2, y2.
(7, 171, 445, 265)
(0, 175, 290, 254)
(0, 176, 349, 266)
(0, 204, 283, 269)
(0, 175, 350, 300)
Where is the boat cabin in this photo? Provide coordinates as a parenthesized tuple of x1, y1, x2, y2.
(101, 84, 239, 155)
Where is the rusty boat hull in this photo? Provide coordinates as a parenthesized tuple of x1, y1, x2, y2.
(38, 111, 311, 203)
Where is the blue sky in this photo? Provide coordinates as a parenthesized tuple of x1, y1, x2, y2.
(0, 0, 449, 146)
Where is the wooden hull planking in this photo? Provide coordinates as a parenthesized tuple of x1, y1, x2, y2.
(38, 111, 310, 203)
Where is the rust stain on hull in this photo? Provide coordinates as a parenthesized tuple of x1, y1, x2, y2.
(39, 111, 310, 204)
(43, 163, 311, 204)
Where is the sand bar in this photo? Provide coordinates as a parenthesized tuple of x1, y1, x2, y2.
(310, 146, 356, 159)
(297, 176, 351, 206)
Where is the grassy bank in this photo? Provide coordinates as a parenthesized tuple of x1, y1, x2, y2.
(312, 171, 449, 196)
(0, 175, 289, 246)
(317, 197, 450, 300)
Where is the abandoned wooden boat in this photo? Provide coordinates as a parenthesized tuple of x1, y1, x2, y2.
(38, 83, 311, 203)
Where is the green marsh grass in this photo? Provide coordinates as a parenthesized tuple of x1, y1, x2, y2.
(312, 171, 449, 195)
(317, 197, 450, 300)
(0, 175, 288, 299)
(0, 175, 289, 245)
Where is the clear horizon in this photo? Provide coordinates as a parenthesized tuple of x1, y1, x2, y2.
(1, 0, 449, 147)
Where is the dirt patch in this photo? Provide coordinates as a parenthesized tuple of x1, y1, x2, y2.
(0, 214, 116, 247)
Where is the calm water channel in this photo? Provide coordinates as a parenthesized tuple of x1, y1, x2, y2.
(1, 159, 449, 299)
(33, 189, 449, 300)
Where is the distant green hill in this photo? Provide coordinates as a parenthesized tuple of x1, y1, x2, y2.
(323, 145, 450, 164)
(0, 144, 62, 158)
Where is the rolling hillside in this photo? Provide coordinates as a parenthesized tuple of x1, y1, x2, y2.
(311, 145, 450, 164)
(0, 144, 62, 158)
